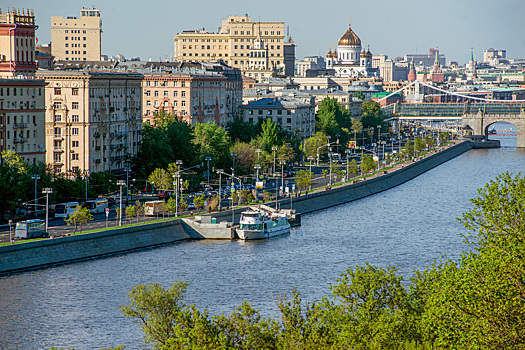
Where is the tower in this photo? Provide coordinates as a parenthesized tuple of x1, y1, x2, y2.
(408, 59, 416, 81)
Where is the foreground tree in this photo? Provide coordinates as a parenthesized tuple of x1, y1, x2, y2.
(65, 205, 94, 234)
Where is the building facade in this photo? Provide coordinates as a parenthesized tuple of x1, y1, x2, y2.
(296, 56, 326, 77)
(50, 7, 102, 61)
(36, 71, 142, 175)
(173, 15, 295, 79)
(0, 78, 47, 163)
(0, 8, 37, 78)
(239, 97, 315, 138)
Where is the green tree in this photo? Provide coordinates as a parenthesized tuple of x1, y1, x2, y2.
(120, 282, 190, 348)
(230, 142, 255, 176)
(348, 159, 359, 177)
(193, 122, 231, 165)
(207, 195, 220, 212)
(353, 90, 365, 100)
(179, 198, 188, 212)
(316, 97, 351, 138)
(304, 132, 329, 162)
(125, 205, 136, 225)
(296, 169, 313, 191)
(135, 200, 145, 224)
(227, 115, 258, 143)
(166, 197, 178, 217)
(193, 194, 205, 212)
(148, 168, 172, 193)
(414, 137, 425, 153)
(0, 150, 29, 219)
(263, 191, 272, 202)
(350, 117, 363, 134)
(404, 141, 414, 157)
(361, 155, 376, 174)
(260, 118, 279, 152)
(65, 205, 94, 234)
(361, 100, 384, 130)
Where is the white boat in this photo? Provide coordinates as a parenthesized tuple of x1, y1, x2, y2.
(237, 207, 291, 240)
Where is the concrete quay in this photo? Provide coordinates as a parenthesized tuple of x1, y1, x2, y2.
(0, 141, 474, 275)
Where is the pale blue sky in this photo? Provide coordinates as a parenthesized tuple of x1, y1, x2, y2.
(13, 0, 525, 64)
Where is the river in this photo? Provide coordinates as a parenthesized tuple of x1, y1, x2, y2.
(0, 127, 522, 350)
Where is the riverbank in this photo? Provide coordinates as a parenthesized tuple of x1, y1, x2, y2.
(0, 141, 473, 275)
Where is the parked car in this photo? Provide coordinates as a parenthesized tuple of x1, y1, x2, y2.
(187, 203, 196, 210)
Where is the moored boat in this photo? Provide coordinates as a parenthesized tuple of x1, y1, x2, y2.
(236, 206, 290, 240)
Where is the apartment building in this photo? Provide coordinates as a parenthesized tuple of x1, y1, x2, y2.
(0, 79, 47, 163)
(141, 62, 242, 126)
(0, 8, 37, 78)
(36, 71, 142, 175)
(173, 15, 295, 78)
(239, 97, 315, 138)
(50, 7, 102, 61)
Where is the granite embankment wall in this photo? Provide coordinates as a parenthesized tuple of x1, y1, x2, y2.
(0, 141, 473, 275)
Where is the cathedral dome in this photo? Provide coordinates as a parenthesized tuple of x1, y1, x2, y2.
(326, 46, 333, 58)
(338, 23, 361, 46)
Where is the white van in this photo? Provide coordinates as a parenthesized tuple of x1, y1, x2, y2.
(85, 198, 109, 214)
(144, 200, 165, 216)
(55, 202, 80, 218)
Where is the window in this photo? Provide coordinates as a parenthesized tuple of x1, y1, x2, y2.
(154, 91, 159, 97)
(287, 118, 292, 123)
(173, 101, 178, 107)
(83, 44, 86, 47)
(72, 154, 79, 160)
(258, 110, 263, 115)
(154, 101, 159, 107)
(267, 110, 272, 115)
(181, 91, 186, 97)
(181, 82, 185, 87)
(173, 91, 178, 97)
(154, 81, 159, 87)
(145, 90, 151, 97)
(72, 141, 79, 147)
(164, 91, 168, 97)
(146, 81, 150, 87)
(72, 102, 79, 109)
(163, 101, 169, 107)
(248, 110, 253, 115)
(54, 102, 62, 109)
(146, 100, 151, 107)
(181, 101, 186, 107)
(72, 115, 79, 122)
(72, 128, 79, 135)
(277, 110, 282, 115)
(72, 88, 79, 95)
(173, 82, 178, 87)
(55, 115, 62, 122)
(54, 88, 61, 95)
(65, 43, 69, 47)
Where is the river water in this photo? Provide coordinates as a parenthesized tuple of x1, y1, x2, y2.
(0, 129, 523, 350)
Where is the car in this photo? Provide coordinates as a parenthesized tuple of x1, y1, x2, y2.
(187, 203, 196, 210)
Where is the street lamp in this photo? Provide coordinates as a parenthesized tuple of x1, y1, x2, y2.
(205, 156, 212, 189)
(231, 152, 237, 177)
(254, 164, 261, 183)
(131, 178, 136, 201)
(216, 169, 224, 211)
(175, 160, 183, 217)
(117, 180, 126, 226)
(328, 152, 333, 187)
(335, 134, 340, 155)
(279, 160, 286, 206)
(271, 146, 278, 176)
(31, 174, 40, 215)
(83, 170, 89, 204)
(42, 187, 53, 234)
(345, 149, 350, 182)
(377, 125, 382, 144)
(307, 156, 314, 190)
(124, 168, 131, 206)
(255, 148, 262, 180)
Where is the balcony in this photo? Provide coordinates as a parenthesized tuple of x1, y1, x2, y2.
(94, 132, 100, 138)
(53, 134, 63, 140)
(13, 138, 27, 143)
(53, 147, 63, 152)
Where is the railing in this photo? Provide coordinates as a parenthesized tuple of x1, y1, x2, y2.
(53, 147, 63, 151)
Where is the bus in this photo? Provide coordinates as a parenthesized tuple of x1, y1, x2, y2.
(15, 219, 47, 239)
(55, 202, 80, 218)
(85, 198, 109, 214)
(144, 200, 166, 216)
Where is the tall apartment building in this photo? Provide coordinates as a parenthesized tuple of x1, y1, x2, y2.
(51, 7, 102, 61)
(173, 15, 295, 79)
(36, 71, 142, 175)
(141, 61, 242, 126)
(0, 79, 47, 163)
(0, 8, 37, 78)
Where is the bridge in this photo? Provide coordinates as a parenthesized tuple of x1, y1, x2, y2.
(380, 81, 525, 147)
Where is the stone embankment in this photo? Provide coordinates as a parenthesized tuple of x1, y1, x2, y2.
(0, 141, 475, 275)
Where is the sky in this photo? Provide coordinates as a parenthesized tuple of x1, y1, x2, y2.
(12, 0, 525, 65)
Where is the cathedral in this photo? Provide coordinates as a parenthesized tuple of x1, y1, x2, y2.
(326, 20, 378, 78)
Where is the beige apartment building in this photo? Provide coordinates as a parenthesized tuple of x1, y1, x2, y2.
(173, 15, 295, 78)
(51, 7, 102, 61)
(36, 71, 142, 175)
(0, 79, 47, 163)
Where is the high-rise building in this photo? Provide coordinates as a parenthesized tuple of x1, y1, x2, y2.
(405, 48, 445, 68)
(51, 7, 102, 61)
(0, 8, 37, 78)
(173, 15, 295, 79)
(483, 48, 506, 63)
(36, 71, 142, 175)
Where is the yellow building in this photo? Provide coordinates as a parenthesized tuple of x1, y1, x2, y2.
(36, 71, 142, 175)
(173, 15, 295, 79)
(50, 7, 102, 61)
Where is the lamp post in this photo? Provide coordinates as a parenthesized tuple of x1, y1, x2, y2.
(8, 219, 13, 244)
(335, 134, 340, 156)
(279, 160, 286, 208)
(328, 152, 333, 187)
(117, 180, 125, 226)
(83, 170, 89, 204)
(216, 169, 223, 211)
(175, 160, 183, 217)
(42, 188, 53, 234)
(231, 152, 237, 177)
(255, 148, 262, 180)
(345, 149, 350, 182)
(124, 168, 131, 206)
(204, 156, 212, 189)
(307, 156, 314, 190)
(131, 178, 136, 201)
(31, 175, 40, 215)
(271, 146, 278, 176)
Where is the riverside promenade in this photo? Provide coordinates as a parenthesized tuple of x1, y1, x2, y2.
(0, 140, 477, 274)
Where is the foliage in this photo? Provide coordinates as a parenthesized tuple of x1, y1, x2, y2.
(353, 90, 365, 100)
(65, 205, 94, 234)
(263, 191, 272, 202)
(260, 118, 279, 152)
(361, 100, 384, 130)
(414, 137, 425, 152)
(193, 122, 231, 167)
(125, 205, 136, 224)
(179, 198, 188, 212)
(348, 159, 359, 177)
(165, 197, 178, 216)
(0, 150, 29, 219)
(193, 194, 205, 212)
(135, 200, 145, 224)
(316, 97, 352, 138)
(227, 115, 259, 143)
(296, 170, 313, 190)
(208, 195, 220, 212)
(350, 117, 363, 134)
(404, 141, 414, 157)
(438, 132, 451, 145)
(230, 142, 255, 176)
(148, 168, 172, 192)
(361, 155, 376, 174)
(304, 132, 329, 161)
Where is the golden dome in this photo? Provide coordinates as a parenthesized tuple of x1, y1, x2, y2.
(326, 45, 333, 58)
(338, 23, 361, 46)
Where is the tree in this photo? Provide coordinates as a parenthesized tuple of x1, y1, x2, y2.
(166, 197, 177, 216)
(414, 137, 425, 153)
(316, 97, 351, 138)
(207, 195, 220, 212)
(135, 200, 145, 224)
(296, 169, 313, 191)
(193, 122, 231, 166)
(120, 282, 190, 348)
(125, 205, 136, 225)
(227, 115, 258, 143)
(0, 150, 29, 219)
(350, 117, 363, 134)
(404, 141, 414, 157)
(361, 100, 384, 130)
(179, 198, 188, 212)
(148, 168, 172, 193)
(261, 118, 279, 152)
(353, 90, 365, 100)
(193, 194, 205, 213)
(65, 205, 94, 234)
(304, 132, 329, 162)
(263, 191, 272, 202)
(230, 142, 255, 176)
(348, 159, 359, 177)
(361, 155, 376, 174)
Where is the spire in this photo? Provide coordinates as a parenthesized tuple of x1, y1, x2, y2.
(434, 49, 439, 64)
(470, 47, 474, 62)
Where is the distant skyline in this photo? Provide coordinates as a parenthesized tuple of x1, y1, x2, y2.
(13, 0, 525, 65)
